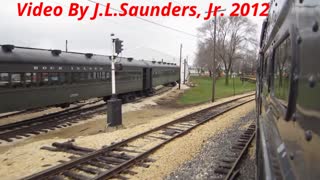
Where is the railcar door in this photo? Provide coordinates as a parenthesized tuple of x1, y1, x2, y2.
(143, 68, 152, 91)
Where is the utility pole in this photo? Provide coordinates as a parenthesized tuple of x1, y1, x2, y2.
(233, 74, 236, 96)
(211, 15, 217, 102)
(210, 9, 226, 102)
(65, 40, 68, 52)
(184, 57, 187, 84)
(179, 44, 182, 89)
(107, 33, 123, 127)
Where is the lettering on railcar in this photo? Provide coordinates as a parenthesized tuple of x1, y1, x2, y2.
(70, 93, 79, 98)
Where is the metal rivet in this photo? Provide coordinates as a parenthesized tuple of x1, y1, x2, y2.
(297, 36, 302, 44)
(275, 3, 278, 6)
(292, 113, 297, 121)
(289, 153, 294, 160)
(308, 75, 316, 88)
(305, 130, 313, 141)
(312, 21, 319, 32)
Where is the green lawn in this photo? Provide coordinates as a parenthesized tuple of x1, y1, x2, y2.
(178, 76, 256, 105)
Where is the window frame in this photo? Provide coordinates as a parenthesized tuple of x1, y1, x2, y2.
(270, 27, 299, 120)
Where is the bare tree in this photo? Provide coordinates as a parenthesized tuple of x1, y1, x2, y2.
(235, 48, 257, 75)
(197, 16, 257, 85)
(195, 40, 221, 77)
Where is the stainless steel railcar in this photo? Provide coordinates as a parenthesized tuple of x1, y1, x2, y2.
(0, 45, 179, 114)
(256, 0, 320, 179)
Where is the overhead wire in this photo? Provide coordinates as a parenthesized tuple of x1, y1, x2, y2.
(87, 0, 198, 38)
(49, 0, 196, 60)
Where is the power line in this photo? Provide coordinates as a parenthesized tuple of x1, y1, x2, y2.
(87, 0, 197, 38)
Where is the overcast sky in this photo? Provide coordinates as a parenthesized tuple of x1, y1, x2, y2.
(1, 0, 268, 65)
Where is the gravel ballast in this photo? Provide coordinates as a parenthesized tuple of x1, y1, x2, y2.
(166, 110, 256, 180)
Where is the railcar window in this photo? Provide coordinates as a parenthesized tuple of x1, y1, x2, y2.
(59, 73, 66, 84)
(41, 73, 49, 85)
(36, 73, 41, 84)
(101, 72, 106, 80)
(88, 72, 93, 80)
(66, 73, 72, 84)
(79, 72, 86, 81)
(25, 73, 32, 85)
(97, 72, 101, 80)
(72, 73, 80, 82)
(263, 57, 268, 80)
(274, 37, 292, 102)
(93, 72, 97, 80)
(0, 73, 9, 87)
(31, 73, 37, 83)
(49, 73, 59, 84)
(11, 73, 21, 84)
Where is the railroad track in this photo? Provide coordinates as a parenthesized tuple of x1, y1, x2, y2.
(24, 94, 254, 180)
(0, 86, 174, 144)
(214, 122, 256, 180)
(0, 100, 105, 143)
(0, 108, 48, 120)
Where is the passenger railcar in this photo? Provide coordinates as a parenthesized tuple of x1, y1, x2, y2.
(0, 45, 179, 114)
(256, 0, 320, 179)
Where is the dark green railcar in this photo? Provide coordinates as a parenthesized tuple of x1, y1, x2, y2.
(0, 45, 179, 114)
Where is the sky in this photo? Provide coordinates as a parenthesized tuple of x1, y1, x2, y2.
(1, 0, 268, 65)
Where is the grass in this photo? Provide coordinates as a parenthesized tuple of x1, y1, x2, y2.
(178, 76, 256, 105)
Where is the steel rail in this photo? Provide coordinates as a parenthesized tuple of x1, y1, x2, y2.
(224, 127, 256, 180)
(0, 103, 105, 142)
(24, 94, 254, 180)
(0, 86, 175, 143)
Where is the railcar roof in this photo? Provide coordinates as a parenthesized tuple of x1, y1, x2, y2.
(0, 45, 179, 68)
(0, 45, 111, 65)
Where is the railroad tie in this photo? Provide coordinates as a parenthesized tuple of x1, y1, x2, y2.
(143, 158, 156, 163)
(148, 135, 168, 140)
(114, 174, 129, 180)
(100, 156, 126, 164)
(114, 147, 141, 154)
(76, 165, 101, 175)
(232, 145, 244, 150)
(226, 154, 238, 158)
(221, 158, 236, 163)
(235, 143, 246, 147)
(122, 169, 137, 175)
(162, 129, 179, 136)
(57, 160, 69, 164)
(2, 138, 13, 142)
(237, 139, 247, 143)
(240, 134, 251, 139)
(14, 136, 24, 139)
(218, 162, 233, 169)
(62, 170, 89, 180)
(137, 163, 150, 168)
(28, 131, 41, 135)
(49, 175, 66, 180)
(87, 160, 111, 169)
(108, 152, 133, 160)
(214, 167, 229, 174)
(40, 146, 61, 152)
